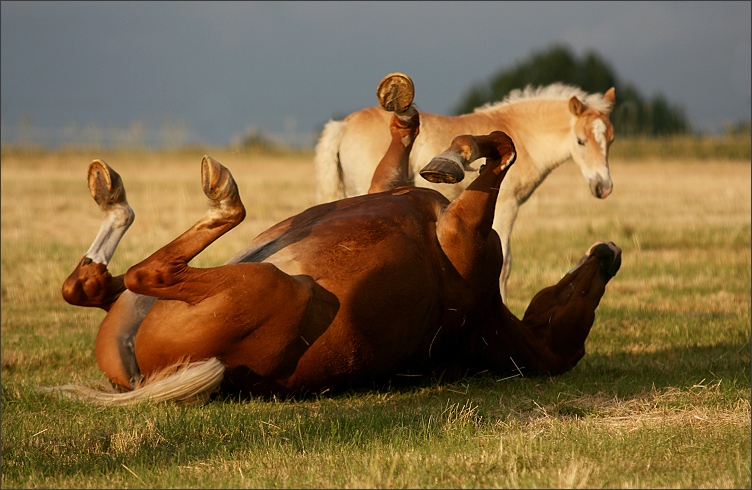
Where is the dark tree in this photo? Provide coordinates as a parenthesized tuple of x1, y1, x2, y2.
(452, 44, 689, 136)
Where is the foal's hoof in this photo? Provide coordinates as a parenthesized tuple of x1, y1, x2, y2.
(377, 72, 415, 113)
(88, 160, 128, 210)
(419, 157, 465, 184)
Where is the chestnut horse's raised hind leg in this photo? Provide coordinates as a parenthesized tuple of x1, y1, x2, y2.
(368, 73, 420, 194)
(61, 160, 156, 388)
(62, 160, 135, 311)
(124, 156, 246, 303)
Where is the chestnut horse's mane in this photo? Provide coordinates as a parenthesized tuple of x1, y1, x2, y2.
(474, 83, 613, 114)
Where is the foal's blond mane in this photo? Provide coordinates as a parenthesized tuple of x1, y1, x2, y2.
(475, 83, 612, 114)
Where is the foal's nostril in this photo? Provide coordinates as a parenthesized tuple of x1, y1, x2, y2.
(591, 178, 613, 199)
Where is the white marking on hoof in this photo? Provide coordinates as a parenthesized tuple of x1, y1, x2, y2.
(84, 160, 135, 265)
(500, 152, 516, 171)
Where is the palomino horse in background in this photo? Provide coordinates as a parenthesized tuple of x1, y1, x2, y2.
(315, 78, 616, 301)
(49, 74, 621, 405)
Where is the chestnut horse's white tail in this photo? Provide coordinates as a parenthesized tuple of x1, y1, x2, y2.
(314, 119, 348, 203)
(38, 358, 225, 405)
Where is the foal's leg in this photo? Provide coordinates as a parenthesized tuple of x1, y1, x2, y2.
(493, 200, 520, 304)
(62, 160, 134, 311)
(368, 73, 420, 194)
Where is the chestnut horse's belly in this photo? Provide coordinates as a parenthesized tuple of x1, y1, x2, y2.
(135, 189, 457, 395)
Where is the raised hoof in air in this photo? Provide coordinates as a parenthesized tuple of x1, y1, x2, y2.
(88, 160, 129, 211)
(419, 157, 465, 184)
(376, 72, 415, 114)
(201, 155, 239, 203)
(200, 155, 246, 224)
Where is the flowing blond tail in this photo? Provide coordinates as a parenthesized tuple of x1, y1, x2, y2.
(37, 358, 225, 405)
(313, 119, 348, 203)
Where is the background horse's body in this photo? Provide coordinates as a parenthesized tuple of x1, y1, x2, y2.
(315, 84, 616, 300)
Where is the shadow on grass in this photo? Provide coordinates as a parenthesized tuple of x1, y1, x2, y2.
(2, 339, 748, 484)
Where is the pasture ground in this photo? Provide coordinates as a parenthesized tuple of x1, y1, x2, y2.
(1, 144, 750, 488)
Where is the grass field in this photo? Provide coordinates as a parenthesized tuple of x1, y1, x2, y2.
(1, 142, 750, 488)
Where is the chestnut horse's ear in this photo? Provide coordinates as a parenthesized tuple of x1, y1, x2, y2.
(602, 87, 616, 114)
(569, 96, 584, 116)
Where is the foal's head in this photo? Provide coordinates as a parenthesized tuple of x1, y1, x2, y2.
(568, 88, 616, 199)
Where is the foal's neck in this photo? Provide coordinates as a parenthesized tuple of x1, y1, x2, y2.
(490, 99, 573, 174)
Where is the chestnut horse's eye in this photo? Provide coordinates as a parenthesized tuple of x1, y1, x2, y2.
(577, 137, 586, 146)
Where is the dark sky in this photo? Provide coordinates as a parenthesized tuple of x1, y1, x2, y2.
(1, 1, 750, 147)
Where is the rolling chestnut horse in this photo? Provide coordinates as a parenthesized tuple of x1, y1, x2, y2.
(49, 74, 621, 405)
(315, 76, 616, 301)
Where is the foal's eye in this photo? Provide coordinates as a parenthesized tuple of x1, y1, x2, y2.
(577, 138, 586, 146)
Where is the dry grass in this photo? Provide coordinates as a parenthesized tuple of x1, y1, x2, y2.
(1, 146, 749, 488)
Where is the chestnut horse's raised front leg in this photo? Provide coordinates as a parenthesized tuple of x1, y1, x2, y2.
(433, 132, 517, 285)
(62, 160, 134, 311)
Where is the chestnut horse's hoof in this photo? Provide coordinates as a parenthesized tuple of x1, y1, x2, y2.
(377, 72, 414, 114)
(200, 155, 246, 225)
(420, 157, 465, 184)
(201, 156, 239, 203)
(88, 160, 128, 211)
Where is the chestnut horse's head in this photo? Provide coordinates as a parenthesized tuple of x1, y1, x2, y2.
(568, 88, 616, 199)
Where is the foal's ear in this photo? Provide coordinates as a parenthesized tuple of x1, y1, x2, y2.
(568, 96, 584, 116)
(602, 87, 616, 113)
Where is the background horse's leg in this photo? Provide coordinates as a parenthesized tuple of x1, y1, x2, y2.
(492, 200, 520, 304)
(62, 160, 134, 311)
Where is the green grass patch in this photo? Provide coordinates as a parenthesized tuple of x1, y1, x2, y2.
(2, 149, 749, 488)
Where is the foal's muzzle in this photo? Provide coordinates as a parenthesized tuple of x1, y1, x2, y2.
(590, 176, 613, 199)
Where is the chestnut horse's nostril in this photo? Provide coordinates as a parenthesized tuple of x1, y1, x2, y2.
(589, 241, 621, 280)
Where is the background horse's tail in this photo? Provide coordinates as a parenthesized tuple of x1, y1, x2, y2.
(38, 358, 225, 405)
(313, 119, 347, 203)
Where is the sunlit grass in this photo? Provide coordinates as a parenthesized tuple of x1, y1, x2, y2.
(2, 145, 749, 488)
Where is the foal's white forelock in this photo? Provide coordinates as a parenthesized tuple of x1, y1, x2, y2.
(591, 118, 608, 157)
(474, 83, 613, 114)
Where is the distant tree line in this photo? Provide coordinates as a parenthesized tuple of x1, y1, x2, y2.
(452, 45, 690, 136)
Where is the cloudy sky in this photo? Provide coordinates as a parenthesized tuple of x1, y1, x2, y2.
(1, 1, 750, 147)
